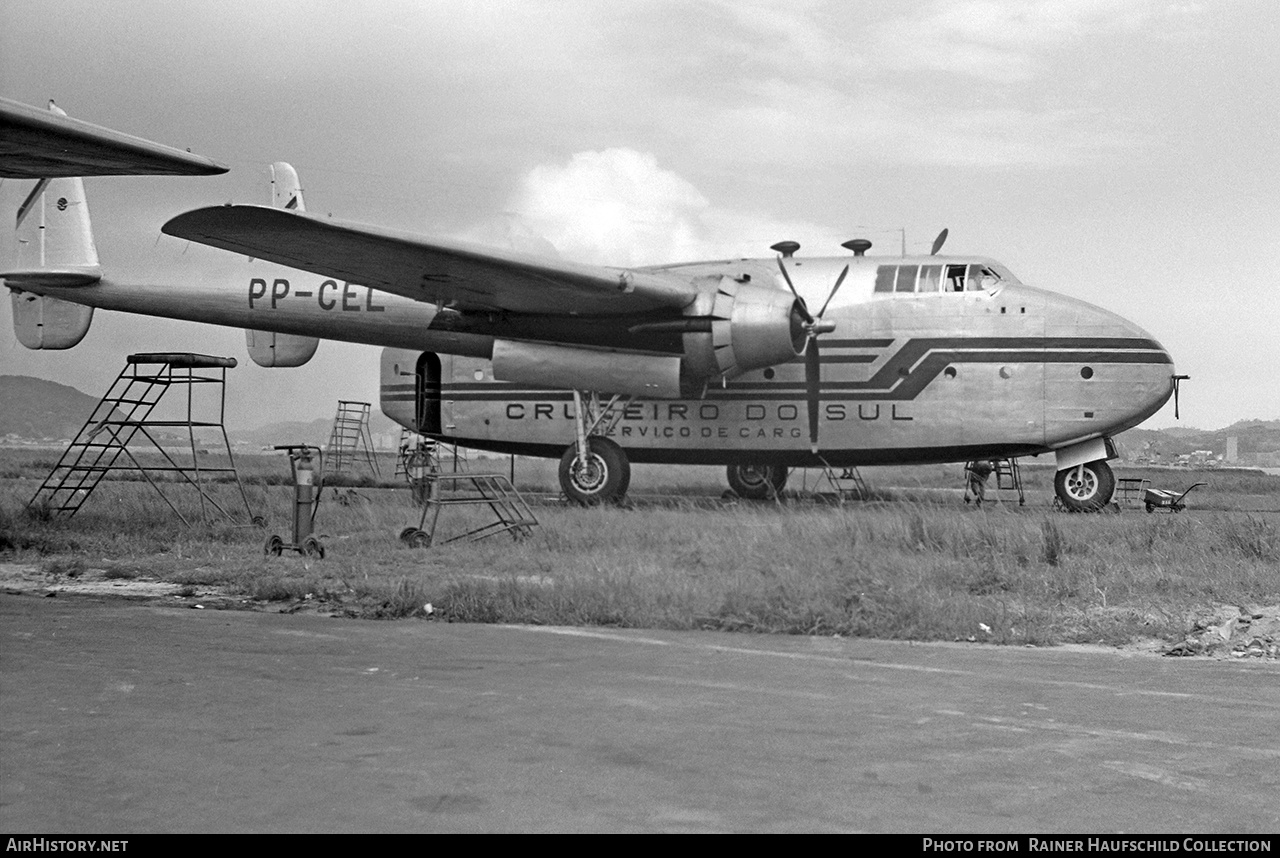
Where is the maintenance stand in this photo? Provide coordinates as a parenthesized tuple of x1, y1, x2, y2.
(27, 353, 258, 526)
(399, 444, 537, 548)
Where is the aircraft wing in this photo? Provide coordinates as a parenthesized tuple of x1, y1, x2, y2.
(0, 97, 228, 178)
(162, 205, 700, 316)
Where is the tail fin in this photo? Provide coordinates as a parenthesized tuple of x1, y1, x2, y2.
(10, 174, 101, 287)
(271, 162, 305, 211)
(4, 109, 99, 347)
(244, 161, 320, 366)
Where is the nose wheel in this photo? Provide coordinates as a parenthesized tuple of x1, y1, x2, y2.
(1054, 460, 1115, 512)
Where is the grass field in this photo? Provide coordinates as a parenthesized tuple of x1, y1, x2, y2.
(1, 447, 1276, 651)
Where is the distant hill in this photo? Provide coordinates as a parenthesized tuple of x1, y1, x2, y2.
(231, 412, 400, 449)
(0, 375, 400, 447)
(1115, 419, 1280, 467)
(0, 375, 103, 440)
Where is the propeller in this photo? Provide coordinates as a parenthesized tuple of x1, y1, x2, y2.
(776, 257, 849, 452)
(930, 228, 949, 255)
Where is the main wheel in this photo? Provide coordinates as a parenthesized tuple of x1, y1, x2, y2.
(726, 464, 788, 500)
(264, 534, 284, 557)
(1054, 460, 1115, 512)
(559, 437, 630, 505)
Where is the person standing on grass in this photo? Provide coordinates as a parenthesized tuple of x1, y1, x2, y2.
(967, 460, 994, 506)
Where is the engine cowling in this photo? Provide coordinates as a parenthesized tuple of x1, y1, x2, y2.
(681, 278, 805, 381)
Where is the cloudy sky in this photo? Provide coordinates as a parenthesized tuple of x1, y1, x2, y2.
(2, 0, 1277, 431)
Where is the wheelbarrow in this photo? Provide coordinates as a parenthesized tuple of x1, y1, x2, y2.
(1144, 482, 1206, 513)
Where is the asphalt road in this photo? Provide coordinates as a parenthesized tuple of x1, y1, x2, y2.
(1, 592, 1277, 833)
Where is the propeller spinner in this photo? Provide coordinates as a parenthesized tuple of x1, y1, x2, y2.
(776, 257, 849, 453)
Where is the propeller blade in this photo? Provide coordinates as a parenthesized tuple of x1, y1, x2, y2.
(776, 256, 814, 324)
(815, 264, 850, 320)
(930, 228, 949, 255)
(805, 339, 822, 452)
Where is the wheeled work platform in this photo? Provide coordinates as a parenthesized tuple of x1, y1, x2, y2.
(399, 472, 538, 549)
(27, 352, 257, 526)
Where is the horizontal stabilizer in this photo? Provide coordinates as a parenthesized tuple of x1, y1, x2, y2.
(1, 269, 101, 288)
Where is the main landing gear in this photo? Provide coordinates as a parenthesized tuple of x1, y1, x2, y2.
(1053, 459, 1116, 512)
(725, 464, 788, 500)
(559, 391, 631, 505)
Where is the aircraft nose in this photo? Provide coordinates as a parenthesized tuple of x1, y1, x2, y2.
(1042, 292, 1176, 445)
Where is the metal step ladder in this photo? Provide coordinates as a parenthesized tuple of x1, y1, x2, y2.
(27, 353, 256, 525)
(400, 472, 538, 548)
(819, 466, 869, 500)
(992, 457, 1025, 505)
(323, 400, 380, 481)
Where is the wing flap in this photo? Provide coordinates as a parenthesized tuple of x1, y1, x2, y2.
(162, 205, 697, 316)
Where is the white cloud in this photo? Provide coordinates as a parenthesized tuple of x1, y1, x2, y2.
(502, 149, 710, 266)
(490, 148, 842, 266)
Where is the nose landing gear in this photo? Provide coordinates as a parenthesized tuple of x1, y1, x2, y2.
(1054, 459, 1116, 513)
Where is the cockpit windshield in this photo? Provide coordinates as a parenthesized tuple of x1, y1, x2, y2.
(874, 263, 1005, 295)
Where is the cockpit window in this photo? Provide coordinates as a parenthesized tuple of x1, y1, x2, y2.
(918, 264, 942, 292)
(969, 265, 1001, 291)
(874, 266, 897, 293)
(895, 264, 918, 293)
(876, 263, 1002, 295)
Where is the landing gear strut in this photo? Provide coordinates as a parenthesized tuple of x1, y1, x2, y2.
(559, 391, 631, 505)
(1054, 460, 1116, 512)
(726, 464, 788, 500)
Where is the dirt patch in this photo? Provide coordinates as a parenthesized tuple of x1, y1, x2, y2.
(0, 561, 247, 610)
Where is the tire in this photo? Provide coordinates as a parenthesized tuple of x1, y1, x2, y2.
(1054, 460, 1116, 512)
(301, 536, 326, 559)
(264, 534, 284, 557)
(559, 438, 630, 505)
(726, 464, 788, 500)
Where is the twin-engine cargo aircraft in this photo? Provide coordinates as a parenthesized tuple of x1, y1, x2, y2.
(3, 99, 1177, 510)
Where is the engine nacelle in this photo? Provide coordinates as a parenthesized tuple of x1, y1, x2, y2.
(492, 339, 682, 399)
(681, 278, 805, 380)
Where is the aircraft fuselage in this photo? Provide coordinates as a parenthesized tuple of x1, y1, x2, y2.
(21, 251, 1174, 475)
(379, 255, 1173, 468)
